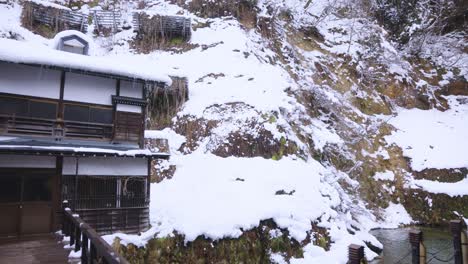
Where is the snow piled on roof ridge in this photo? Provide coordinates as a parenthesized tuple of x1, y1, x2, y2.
(0, 38, 172, 85)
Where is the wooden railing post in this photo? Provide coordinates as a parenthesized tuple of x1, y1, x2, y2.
(63, 207, 129, 264)
(75, 226, 81, 252)
(70, 219, 76, 247)
(348, 244, 366, 264)
(62, 201, 69, 236)
(90, 243, 97, 263)
(81, 233, 89, 264)
(409, 229, 425, 264)
(462, 220, 468, 264)
(451, 220, 464, 264)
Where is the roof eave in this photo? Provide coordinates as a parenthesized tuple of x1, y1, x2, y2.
(0, 60, 168, 89)
(0, 147, 170, 160)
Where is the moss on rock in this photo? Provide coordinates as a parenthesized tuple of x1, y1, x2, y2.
(402, 189, 468, 225)
(115, 219, 328, 263)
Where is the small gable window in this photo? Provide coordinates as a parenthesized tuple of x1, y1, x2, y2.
(62, 38, 87, 54)
(54, 31, 91, 55)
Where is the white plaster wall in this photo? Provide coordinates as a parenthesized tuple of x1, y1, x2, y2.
(120, 80, 143, 98)
(0, 155, 56, 168)
(64, 72, 116, 105)
(63, 156, 147, 176)
(0, 62, 61, 99)
(116, 104, 142, 113)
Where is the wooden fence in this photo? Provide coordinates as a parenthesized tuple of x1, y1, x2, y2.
(93, 10, 121, 33)
(62, 202, 129, 264)
(24, 1, 88, 32)
(348, 219, 468, 264)
(23, 1, 192, 41)
(133, 12, 192, 41)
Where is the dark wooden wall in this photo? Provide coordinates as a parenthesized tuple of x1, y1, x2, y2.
(114, 111, 144, 144)
(76, 207, 150, 235)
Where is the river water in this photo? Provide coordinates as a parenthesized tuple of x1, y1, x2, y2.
(370, 227, 455, 264)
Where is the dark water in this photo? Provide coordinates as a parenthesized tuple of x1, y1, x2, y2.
(370, 227, 454, 264)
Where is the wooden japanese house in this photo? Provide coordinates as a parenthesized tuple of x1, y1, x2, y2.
(0, 33, 170, 238)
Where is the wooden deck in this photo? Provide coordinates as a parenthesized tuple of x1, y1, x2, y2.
(0, 234, 72, 264)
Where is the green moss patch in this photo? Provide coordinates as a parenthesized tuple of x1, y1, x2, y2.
(114, 219, 329, 263)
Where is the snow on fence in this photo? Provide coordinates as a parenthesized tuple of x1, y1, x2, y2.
(22, 1, 192, 46)
(132, 12, 192, 42)
(23, 1, 88, 33)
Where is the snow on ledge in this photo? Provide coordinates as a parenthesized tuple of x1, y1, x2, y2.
(380, 203, 413, 228)
(412, 177, 468, 197)
(374, 170, 395, 181)
(27, 0, 71, 10)
(386, 96, 468, 171)
(0, 38, 172, 85)
(145, 129, 186, 153)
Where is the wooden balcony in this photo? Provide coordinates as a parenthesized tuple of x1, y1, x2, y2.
(0, 114, 113, 141)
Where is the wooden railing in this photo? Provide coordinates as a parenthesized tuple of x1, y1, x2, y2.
(62, 202, 129, 264)
(348, 219, 468, 264)
(0, 114, 113, 141)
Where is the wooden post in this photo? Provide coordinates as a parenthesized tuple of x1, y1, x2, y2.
(62, 201, 69, 236)
(90, 243, 97, 263)
(462, 220, 468, 264)
(70, 222, 76, 247)
(75, 227, 81, 252)
(81, 233, 89, 264)
(451, 220, 464, 264)
(348, 244, 366, 264)
(409, 230, 425, 264)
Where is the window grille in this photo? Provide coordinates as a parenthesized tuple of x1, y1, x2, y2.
(62, 175, 148, 210)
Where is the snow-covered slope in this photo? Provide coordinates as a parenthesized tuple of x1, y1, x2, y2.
(387, 96, 468, 171)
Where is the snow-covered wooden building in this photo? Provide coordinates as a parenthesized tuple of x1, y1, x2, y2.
(0, 32, 170, 237)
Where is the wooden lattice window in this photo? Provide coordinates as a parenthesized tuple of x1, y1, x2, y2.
(0, 95, 57, 120)
(64, 104, 113, 124)
(62, 176, 147, 210)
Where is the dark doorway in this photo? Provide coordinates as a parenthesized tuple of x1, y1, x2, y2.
(0, 169, 54, 237)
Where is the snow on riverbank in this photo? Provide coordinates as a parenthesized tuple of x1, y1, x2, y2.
(386, 96, 468, 171)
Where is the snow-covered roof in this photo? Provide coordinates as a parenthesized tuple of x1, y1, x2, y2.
(0, 144, 170, 159)
(0, 136, 170, 159)
(0, 38, 172, 86)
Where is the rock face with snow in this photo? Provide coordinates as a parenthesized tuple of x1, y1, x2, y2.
(1, 0, 466, 263)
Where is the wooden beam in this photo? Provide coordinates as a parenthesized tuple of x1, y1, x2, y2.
(52, 156, 63, 232)
(58, 71, 65, 120)
(140, 84, 147, 148)
(147, 158, 152, 202)
(112, 80, 120, 141)
(74, 157, 79, 211)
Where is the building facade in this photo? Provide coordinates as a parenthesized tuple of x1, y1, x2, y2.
(0, 33, 170, 237)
